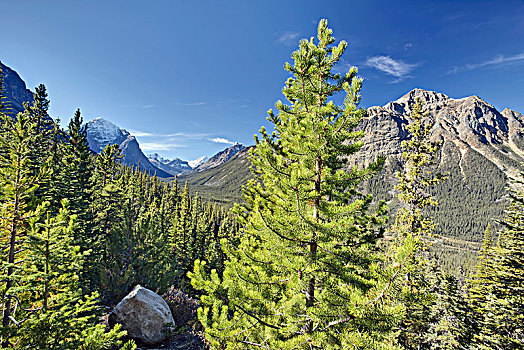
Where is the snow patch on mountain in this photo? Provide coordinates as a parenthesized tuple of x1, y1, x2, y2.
(188, 156, 208, 168)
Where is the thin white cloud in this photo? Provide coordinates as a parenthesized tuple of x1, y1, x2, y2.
(166, 132, 210, 138)
(129, 129, 156, 137)
(139, 142, 186, 151)
(172, 101, 207, 106)
(232, 104, 248, 110)
(128, 130, 210, 138)
(365, 55, 419, 81)
(209, 137, 235, 145)
(276, 31, 300, 46)
(447, 52, 524, 74)
(121, 104, 159, 109)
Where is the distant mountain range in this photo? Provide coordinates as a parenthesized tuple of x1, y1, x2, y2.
(188, 156, 208, 169)
(0, 62, 247, 179)
(147, 153, 191, 176)
(85, 117, 171, 178)
(85, 117, 246, 178)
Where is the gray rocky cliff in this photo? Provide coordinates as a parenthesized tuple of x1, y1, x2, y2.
(1, 62, 34, 116)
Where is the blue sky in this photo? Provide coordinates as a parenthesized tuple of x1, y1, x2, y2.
(1, 0, 523, 160)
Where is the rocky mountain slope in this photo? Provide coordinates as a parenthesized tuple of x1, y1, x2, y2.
(0, 62, 34, 116)
(178, 146, 253, 204)
(86, 118, 171, 178)
(358, 89, 523, 272)
(354, 88, 524, 181)
(193, 143, 246, 171)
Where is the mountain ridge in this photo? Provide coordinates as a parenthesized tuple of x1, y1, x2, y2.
(147, 153, 191, 176)
(194, 143, 246, 172)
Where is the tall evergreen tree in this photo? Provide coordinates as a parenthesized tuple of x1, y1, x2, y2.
(428, 271, 474, 350)
(467, 224, 493, 319)
(191, 20, 401, 349)
(63, 109, 95, 287)
(388, 98, 446, 349)
(91, 143, 125, 301)
(0, 110, 42, 345)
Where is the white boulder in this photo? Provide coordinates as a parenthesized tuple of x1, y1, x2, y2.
(109, 285, 174, 345)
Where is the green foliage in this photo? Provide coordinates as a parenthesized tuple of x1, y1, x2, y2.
(79, 324, 132, 350)
(428, 271, 475, 350)
(191, 19, 403, 349)
(393, 98, 446, 240)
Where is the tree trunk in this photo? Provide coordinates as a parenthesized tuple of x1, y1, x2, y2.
(305, 156, 322, 333)
(2, 167, 20, 337)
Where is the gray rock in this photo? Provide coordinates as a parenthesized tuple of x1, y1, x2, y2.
(109, 285, 175, 345)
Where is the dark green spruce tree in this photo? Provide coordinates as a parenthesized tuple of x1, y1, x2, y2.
(62, 109, 95, 287)
(427, 270, 474, 350)
(191, 20, 403, 349)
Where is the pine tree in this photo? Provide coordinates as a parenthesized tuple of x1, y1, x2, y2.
(0, 109, 42, 345)
(467, 224, 493, 319)
(91, 143, 125, 301)
(191, 20, 401, 349)
(17, 200, 127, 349)
(428, 271, 474, 350)
(26, 84, 55, 179)
(389, 98, 447, 349)
(171, 182, 192, 282)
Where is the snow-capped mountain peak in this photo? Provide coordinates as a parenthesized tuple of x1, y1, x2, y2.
(86, 117, 130, 153)
(146, 154, 192, 176)
(148, 153, 171, 165)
